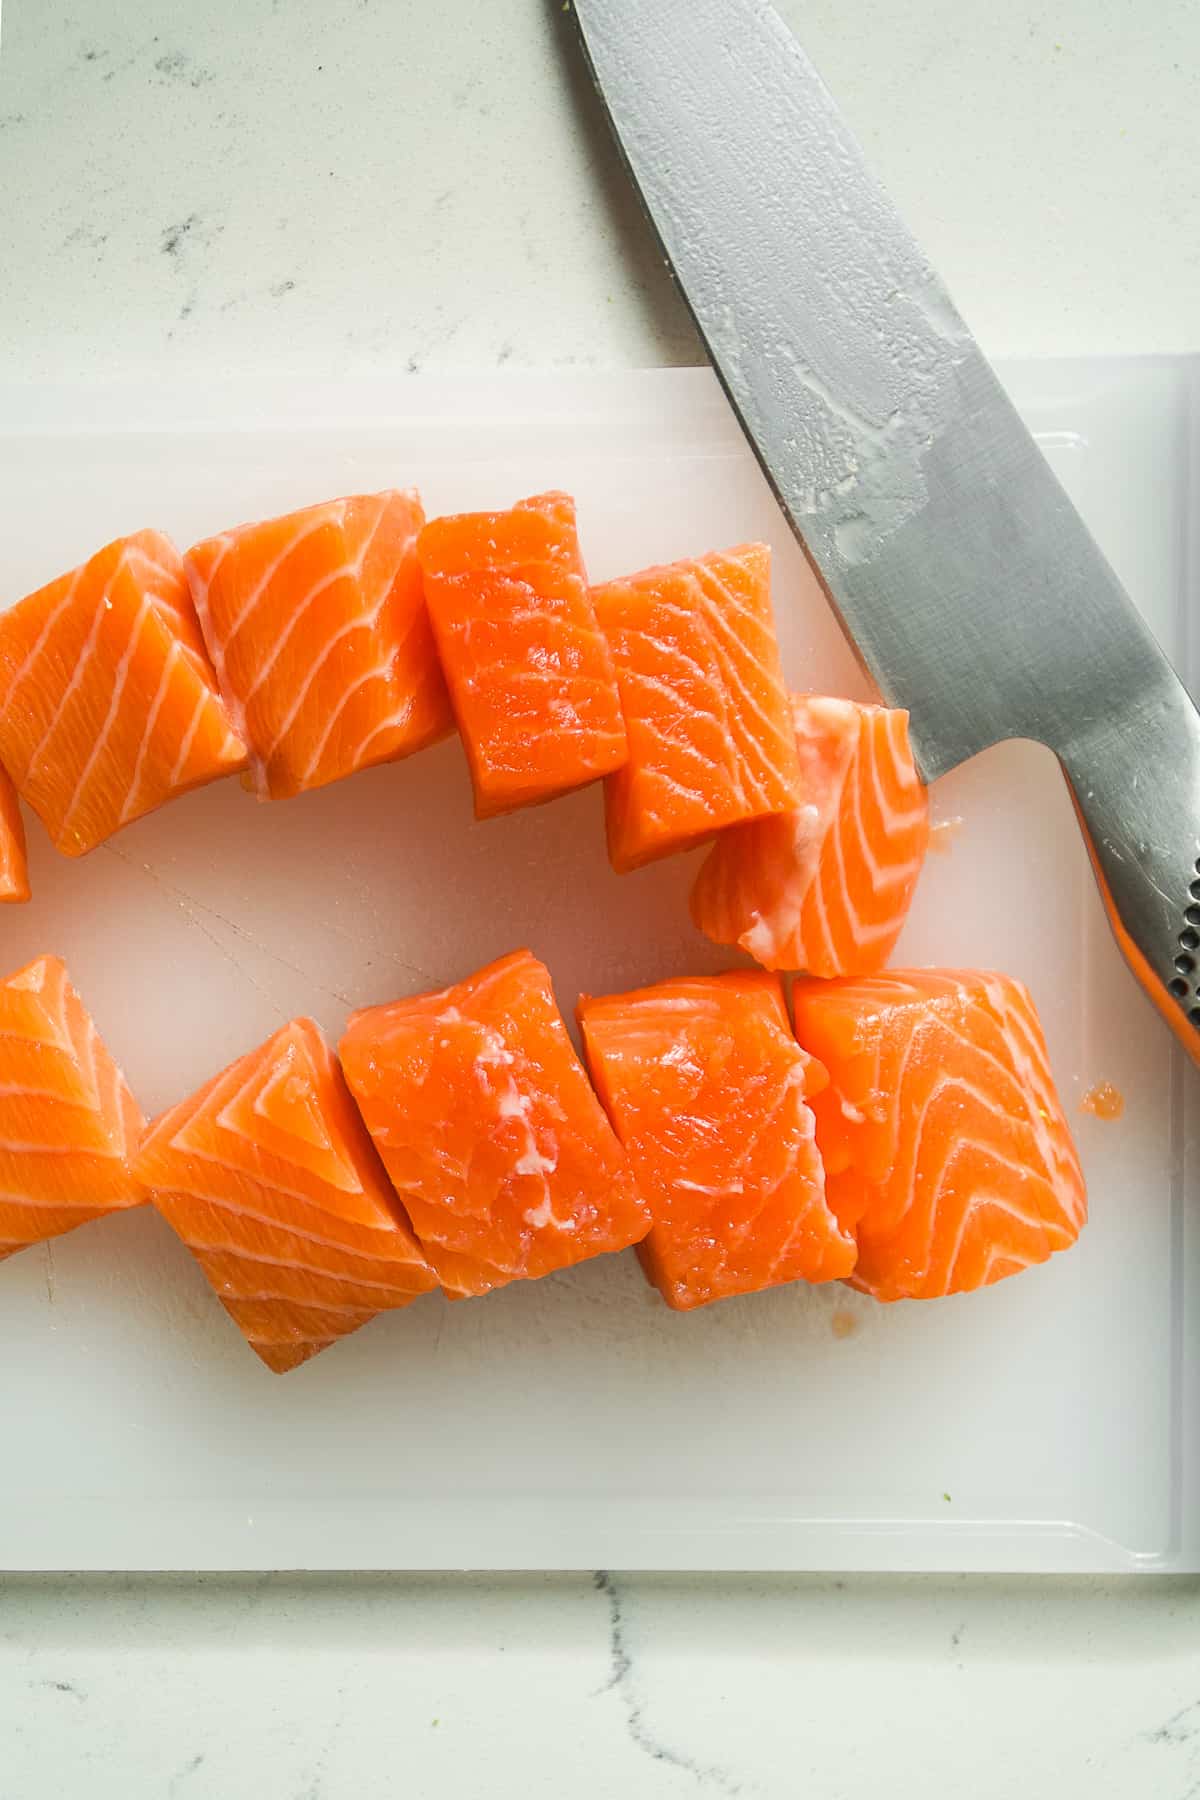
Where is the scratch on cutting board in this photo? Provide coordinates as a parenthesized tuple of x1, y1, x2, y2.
(304, 908, 437, 987)
(189, 899, 359, 1007)
(102, 846, 286, 1015)
(101, 845, 358, 1009)
(43, 1241, 55, 1306)
(315, 870, 437, 984)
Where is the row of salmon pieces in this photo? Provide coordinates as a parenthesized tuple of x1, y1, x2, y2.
(0, 949, 1087, 1373)
(0, 491, 930, 979)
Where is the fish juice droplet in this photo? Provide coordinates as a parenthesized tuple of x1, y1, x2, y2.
(830, 1308, 858, 1340)
(1080, 1081, 1125, 1122)
(928, 816, 963, 855)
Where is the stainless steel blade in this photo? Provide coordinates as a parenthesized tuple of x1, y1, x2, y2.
(570, 0, 1200, 1056)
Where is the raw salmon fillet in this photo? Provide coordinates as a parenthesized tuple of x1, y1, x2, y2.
(691, 696, 930, 976)
(578, 971, 855, 1310)
(136, 1018, 436, 1372)
(792, 971, 1087, 1302)
(416, 492, 627, 817)
(0, 531, 247, 856)
(339, 949, 650, 1299)
(592, 543, 801, 871)
(0, 955, 144, 1262)
(0, 766, 29, 902)
(186, 490, 452, 800)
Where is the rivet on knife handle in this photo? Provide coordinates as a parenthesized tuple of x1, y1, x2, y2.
(570, 0, 1200, 1060)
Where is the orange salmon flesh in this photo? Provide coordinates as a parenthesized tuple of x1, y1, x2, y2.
(691, 695, 929, 977)
(0, 532, 246, 857)
(186, 491, 452, 801)
(136, 1017, 436, 1372)
(340, 949, 650, 1299)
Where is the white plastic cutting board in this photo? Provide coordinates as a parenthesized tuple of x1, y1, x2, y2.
(0, 361, 1195, 1573)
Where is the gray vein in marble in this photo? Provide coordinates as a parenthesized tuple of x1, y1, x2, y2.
(158, 207, 226, 335)
(299, 1684, 348, 1800)
(592, 1573, 744, 1794)
(168, 1752, 207, 1795)
(161, 214, 203, 259)
(36, 1677, 85, 1697)
(1146, 1698, 1200, 1747)
(61, 223, 109, 255)
(153, 50, 216, 90)
(81, 40, 140, 87)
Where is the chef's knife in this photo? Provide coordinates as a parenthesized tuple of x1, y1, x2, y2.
(570, 0, 1200, 1059)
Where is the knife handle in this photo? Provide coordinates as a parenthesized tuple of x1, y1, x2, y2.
(1061, 680, 1200, 1064)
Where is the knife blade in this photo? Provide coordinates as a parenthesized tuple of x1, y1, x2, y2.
(570, 0, 1200, 1058)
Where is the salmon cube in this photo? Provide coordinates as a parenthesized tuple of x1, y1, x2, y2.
(792, 971, 1087, 1301)
(0, 766, 29, 902)
(339, 949, 650, 1298)
(579, 971, 854, 1310)
(0, 532, 246, 856)
(691, 696, 930, 976)
(136, 1018, 436, 1372)
(186, 490, 452, 800)
(592, 543, 801, 871)
(417, 492, 628, 817)
(0, 956, 144, 1262)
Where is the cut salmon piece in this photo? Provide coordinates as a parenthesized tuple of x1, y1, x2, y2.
(578, 971, 855, 1310)
(186, 490, 452, 800)
(592, 543, 801, 872)
(339, 949, 650, 1299)
(691, 696, 930, 976)
(136, 1018, 436, 1372)
(0, 531, 247, 857)
(0, 766, 29, 902)
(0, 955, 144, 1262)
(416, 492, 628, 818)
(792, 970, 1087, 1302)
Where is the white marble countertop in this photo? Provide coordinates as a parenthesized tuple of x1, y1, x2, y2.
(2, 0, 1199, 1794)
(5, 0, 1200, 385)
(3, 1573, 1200, 1797)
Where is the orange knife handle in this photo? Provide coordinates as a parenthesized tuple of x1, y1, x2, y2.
(1062, 686, 1200, 1065)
